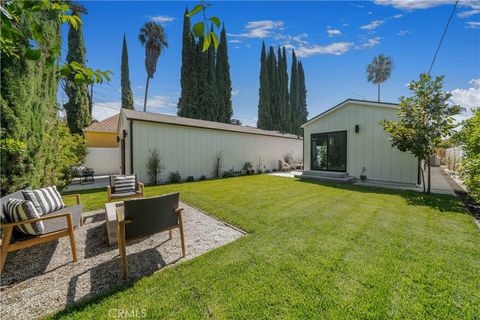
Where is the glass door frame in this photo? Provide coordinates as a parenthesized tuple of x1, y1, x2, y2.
(310, 130, 347, 172)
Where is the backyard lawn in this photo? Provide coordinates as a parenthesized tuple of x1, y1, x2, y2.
(57, 175, 480, 319)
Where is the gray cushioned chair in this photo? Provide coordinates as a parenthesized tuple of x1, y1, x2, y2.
(0, 188, 83, 272)
(116, 192, 185, 279)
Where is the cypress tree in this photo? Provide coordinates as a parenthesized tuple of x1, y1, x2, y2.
(121, 33, 134, 109)
(64, 11, 91, 134)
(289, 49, 299, 135)
(1, 7, 85, 194)
(257, 42, 270, 130)
(298, 61, 308, 136)
(267, 46, 279, 131)
(280, 47, 289, 132)
(178, 8, 196, 118)
(215, 26, 232, 123)
(205, 31, 217, 121)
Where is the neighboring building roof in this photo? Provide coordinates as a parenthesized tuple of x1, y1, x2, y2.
(121, 109, 302, 139)
(84, 114, 120, 133)
(302, 99, 399, 128)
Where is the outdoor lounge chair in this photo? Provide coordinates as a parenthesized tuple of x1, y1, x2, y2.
(0, 188, 83, 273)
(107, 174, 144, 202)
(278, 160, 292, 172)
(116, 192, 186, 279)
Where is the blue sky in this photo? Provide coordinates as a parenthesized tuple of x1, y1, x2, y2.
(60, 1, 480, 125)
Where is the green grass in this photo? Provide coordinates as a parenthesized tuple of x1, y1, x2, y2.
(57, 175, 480, 319)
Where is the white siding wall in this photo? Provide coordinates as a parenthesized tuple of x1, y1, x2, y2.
(303, 103, 418, 184)
(84, 147, 121, 175)
(130, 121, 303, 183)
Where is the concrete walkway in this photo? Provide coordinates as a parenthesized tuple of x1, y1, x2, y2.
(64, 176, 110, 191)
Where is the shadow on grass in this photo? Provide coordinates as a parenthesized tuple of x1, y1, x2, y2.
(296, 178, 468, 215)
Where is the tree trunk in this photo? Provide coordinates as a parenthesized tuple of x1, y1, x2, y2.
(417, 158, 421, 185)
(427, 159, 431, 194)
(377, 83, 380, 102)
(143, 75, 150, 112)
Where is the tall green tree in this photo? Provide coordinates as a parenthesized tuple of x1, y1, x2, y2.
(178, 8, 197, 118)
(121, 33, 134, 109)
(297, 61, 308, 135)
(366, 54, 393, 102)
(289, 49, 299, 134)
(139, 22, 168, 112)
(1, 4, 86, 195)
(380, 74, 461, 193)
(454, 108, 480, 202)
(64, 10, 91, 134)
(215, 26, 232, 123)
(267, 46, 279, 131)
(257, 42, 270, 130)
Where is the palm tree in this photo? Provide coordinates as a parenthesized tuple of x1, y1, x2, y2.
(366, 54, 393, 102)
(139, 22, 168, 112)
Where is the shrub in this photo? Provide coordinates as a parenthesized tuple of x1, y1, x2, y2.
(242, 161, 253, 174)
(214, 151, 223, 178)
(265, 169, 271, 173)
(146, 148, 165, 185)
(168, 171, 182, 183)
(199, 175, 207, 181)
(186, 175, 195, 182)
(257, 169, 263, 174)
(222, 169, 234, 178)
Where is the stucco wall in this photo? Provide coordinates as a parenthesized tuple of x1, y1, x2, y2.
(128, 120, 303, 183)
(85, 131, 118, 148)
(303, 102, 418, 184)
(84, 147, 121, 175)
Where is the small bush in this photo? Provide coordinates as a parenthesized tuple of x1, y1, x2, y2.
(199, 175, 207, 181)
(146, 148, 165, 185)
(283, 152, 294, 164)
(222, 170, 234, 178)
(186, 175, 195, 182)
(243, 161, 254, 174)
(168, 171, 182, 183)
(257, 169, 263, 174)
(265, 169, 271, 173)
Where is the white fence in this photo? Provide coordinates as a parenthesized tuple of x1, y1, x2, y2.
(84, 147, 121, 176)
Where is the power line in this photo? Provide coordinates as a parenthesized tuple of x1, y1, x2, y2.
(428, 0, 459, 75)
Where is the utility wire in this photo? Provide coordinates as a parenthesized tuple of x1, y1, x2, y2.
(428, 0, 459, 75)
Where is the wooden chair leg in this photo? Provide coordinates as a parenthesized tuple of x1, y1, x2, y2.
(168, 229, 172, 240)
(66, 214, 78, 262)
(0, 225, 13, 273)
(178, 213, 186, 257)
(117, 220, 127, 279)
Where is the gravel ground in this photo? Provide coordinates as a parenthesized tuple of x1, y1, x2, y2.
(0, 202, 244, 319)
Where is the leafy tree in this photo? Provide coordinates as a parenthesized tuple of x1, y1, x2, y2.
(366, 54, 393, 102)
(186, 2, 221, 52)
(121, 33, 134, 109)
(138, 22, 168, 112)
(215, 26, 232, 123)
(1, 5, 87, 195)
(380, 74, 461, 193)
(455, 108, 480, 202)
(146, 148, 165, 185)
(63, 10, 91, 134)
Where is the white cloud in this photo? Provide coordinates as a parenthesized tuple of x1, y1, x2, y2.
(327, 29, 342, 37)
(229, 20, 284, 39)
(296, 42, 353, 57)
(393, 14, 404, 18)
(458, 9, 480, 18)
(450, 79, 480, 121)
(374, 0, 480, 10)
(466, 21, 480, 28)
(397, 30, 412, 36)
(357, 37, 382, 48)
(148, 15, 175, 24)
(228, 40, 241, 43)
(361, 20, 384, 30)
(92, 102, 121, 121)
(232, 89, 240, 96)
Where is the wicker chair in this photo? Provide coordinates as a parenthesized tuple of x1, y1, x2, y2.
(107, 175, 144, 202)
(116, 192, 185, 279)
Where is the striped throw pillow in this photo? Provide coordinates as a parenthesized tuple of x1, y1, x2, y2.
(114, 175, 136, 193)
(5, 199, 45, 235)
(22, 186, 65, 215)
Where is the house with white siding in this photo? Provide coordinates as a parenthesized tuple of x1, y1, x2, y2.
(299, 99, 419, 184)
(117, 109, 303, 183)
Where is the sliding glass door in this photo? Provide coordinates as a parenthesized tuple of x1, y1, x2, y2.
(311, 131, 347, 172)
